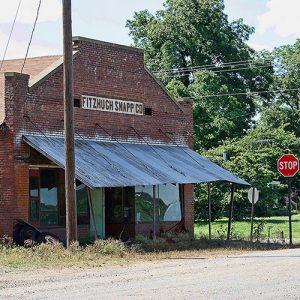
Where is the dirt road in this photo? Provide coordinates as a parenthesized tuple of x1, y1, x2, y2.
(0, 248, 299, 299)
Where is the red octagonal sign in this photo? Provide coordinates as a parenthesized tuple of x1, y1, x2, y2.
(277, 154, 299, 177)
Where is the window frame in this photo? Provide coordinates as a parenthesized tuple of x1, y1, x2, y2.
(28, 168, 59, 226)
(135, 184, 183, 224)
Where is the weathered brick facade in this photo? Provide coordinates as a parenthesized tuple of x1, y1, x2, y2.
(0, 37, 194, 239)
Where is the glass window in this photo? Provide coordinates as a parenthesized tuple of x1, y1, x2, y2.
(135, 186, 154, 223)
(76, 181, 89, 215)
(29, 176, 39, 197)
(105, 188, 123, 223)
(39, 170, 58, 225)
(124, 187, 135, 223)
(157, 184, 182, 222)
(30, 199, 39, 221)
(105, 187, 135, 224)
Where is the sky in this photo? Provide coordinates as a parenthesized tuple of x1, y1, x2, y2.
(0, 0, 300, 59)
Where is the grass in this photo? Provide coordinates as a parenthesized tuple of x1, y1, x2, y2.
(195, 214, 300, 240)
(0, 232, 294, 270)
(1, 215, 300, 270)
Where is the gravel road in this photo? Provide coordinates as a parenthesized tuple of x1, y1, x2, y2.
(0, 248, 299, 299)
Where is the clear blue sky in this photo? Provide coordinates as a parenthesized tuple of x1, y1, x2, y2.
(0, 0, 299, 59)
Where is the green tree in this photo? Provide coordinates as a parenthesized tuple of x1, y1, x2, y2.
(127, 0, 254, 84)
(261, 40, 300, 136)
(200, 124, 300, 219)
(127, 0, 273, 150)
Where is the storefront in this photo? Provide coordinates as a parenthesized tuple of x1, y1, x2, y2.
(0, 37, 247, 242)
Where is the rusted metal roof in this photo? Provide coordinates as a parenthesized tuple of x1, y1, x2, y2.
(23, 135, 249, 188)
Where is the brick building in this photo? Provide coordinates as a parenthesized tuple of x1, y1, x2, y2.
(0, 37, 247, 242)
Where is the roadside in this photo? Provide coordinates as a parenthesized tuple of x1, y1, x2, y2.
(1, 248, 299, 299)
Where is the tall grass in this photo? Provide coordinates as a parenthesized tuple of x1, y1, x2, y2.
(0, 237, 129, 268)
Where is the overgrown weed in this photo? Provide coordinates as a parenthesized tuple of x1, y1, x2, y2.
(0, 233, 294, 269)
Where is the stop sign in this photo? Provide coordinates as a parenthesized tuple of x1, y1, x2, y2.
(277, 154, 299, 177)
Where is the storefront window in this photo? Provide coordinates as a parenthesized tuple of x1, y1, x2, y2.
(135, 184, 182, 223)
(76, 181, 89, 225)
(39, 170, 58, 225)
(105, 187, 135, 224)
(29, 173, 39, 221)
(157, 184, 182, 222)
(135, 186, 154, 223)
(76, 182, 89, 215)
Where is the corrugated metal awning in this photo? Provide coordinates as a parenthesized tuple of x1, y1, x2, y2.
(23, 135, 249, 188)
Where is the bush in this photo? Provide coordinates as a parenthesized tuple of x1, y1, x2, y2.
(86, 238, 128, 256)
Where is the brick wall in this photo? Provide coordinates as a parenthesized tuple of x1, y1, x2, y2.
(0, 129, 15, 237)
(0, 76, 5, 123)
(0, 72, 29, 237)
(183, 184, 195, 236)
(1, 37, 195, 238)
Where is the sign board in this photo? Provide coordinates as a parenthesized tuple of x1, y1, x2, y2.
(248, 187, 259, 204)
(82, 95, 144, 116)
(277, 154, 299, 177)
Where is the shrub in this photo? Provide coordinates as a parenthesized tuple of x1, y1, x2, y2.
(86, 238, 128, 256)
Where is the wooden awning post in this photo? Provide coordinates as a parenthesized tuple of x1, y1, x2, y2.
(153, 185, 157, 240)
(227, 183, 235, 240)
(208, 183, 212, 240)
(87, 188, 98, 241)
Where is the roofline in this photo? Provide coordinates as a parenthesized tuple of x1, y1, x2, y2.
(4, 72, 30, 78)
(29, 51, 79, 91)
(0, 54, 62, 63)
(73, 36, 144, 53)
(144, 66, 184, 113)
(177, 97, 194, 103)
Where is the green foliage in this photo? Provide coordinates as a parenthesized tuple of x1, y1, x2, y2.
(202, 124, 300, 217)
(252, 219, 266, 241)
(260, 40, 300, 136)
(127, 0, 274, 150)
(127, 0, 254, 83)
(195, 214, 300, 240)
(86, 239, 127, 256)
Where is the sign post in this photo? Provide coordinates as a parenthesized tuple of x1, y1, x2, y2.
(277, 154, 299, 245)
(248, 187, 259, 241)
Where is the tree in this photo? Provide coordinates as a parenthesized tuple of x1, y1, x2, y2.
(261, 40, 300, 136)
(127, 0, 254, 84)
(200, 124, 300, 218)
(127, 0, 273, 150)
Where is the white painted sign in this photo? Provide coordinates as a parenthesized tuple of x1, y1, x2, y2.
(248, 187, 259, 204)
(82, 95, 144, 115)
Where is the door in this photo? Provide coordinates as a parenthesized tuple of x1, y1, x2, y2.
(89, 188, 105, 239)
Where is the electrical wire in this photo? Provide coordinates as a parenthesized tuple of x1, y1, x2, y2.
(159, 128, 226, 181)
(95, 123, 161, 178)
(193, 87, 300, 99)
(193, 111, 254, 128)
(75, 130, 128, 179)
(130, 126, 186, 176)
(155, 64, 273, 78)
(0, 0, 22, 72)
(152, 58, 272, 74)
(21, 0, 41, 73)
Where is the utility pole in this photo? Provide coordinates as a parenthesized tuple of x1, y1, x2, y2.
(63, 0, 77, 247)
(227, 183, 235, 240)
(208, 182, 212, 240)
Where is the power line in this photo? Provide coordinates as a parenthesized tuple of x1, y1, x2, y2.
(190, 87, 300, 99)
(21, 0, 41, 73)
(0, 0, 22, 72)
(153, 60, 272, 75)
(130, 126, 186, 176)
(155, 63, 273, 78)
(95, 123, 161, 178)
(193, 111, 254, 127)
(152, 58, 272, 74)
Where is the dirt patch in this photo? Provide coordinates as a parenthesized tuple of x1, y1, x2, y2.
(1, 248, 300, 299)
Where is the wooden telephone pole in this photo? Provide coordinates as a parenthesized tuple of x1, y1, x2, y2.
(63, 0, 77, 247)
